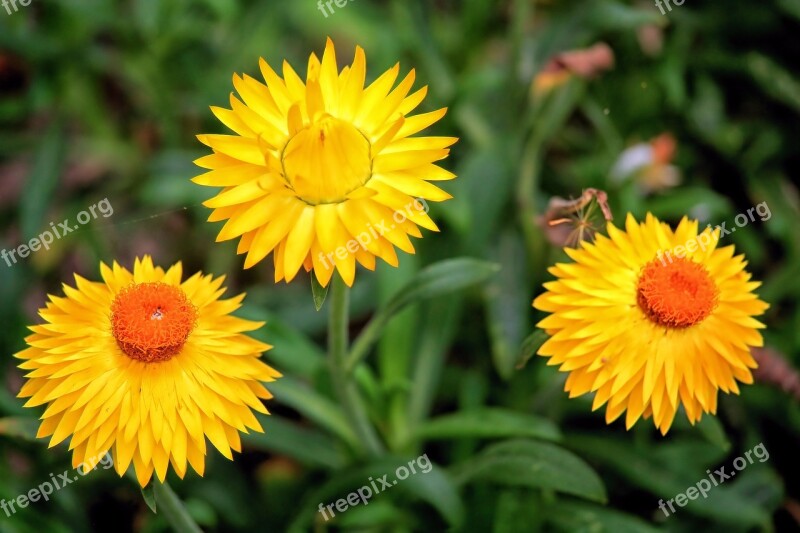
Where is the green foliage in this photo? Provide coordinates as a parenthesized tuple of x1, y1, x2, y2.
(1, 0, 797, 531)
(452, 439, 607, 503)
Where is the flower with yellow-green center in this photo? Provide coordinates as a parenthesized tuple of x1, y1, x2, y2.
(193, 38, 457, 287)
(533, 213, 769, 434)
(15, 256, 280, 486)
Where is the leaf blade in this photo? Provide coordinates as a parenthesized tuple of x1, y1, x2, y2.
(451, 439, 607, 503)
(417, 408, 561, 442)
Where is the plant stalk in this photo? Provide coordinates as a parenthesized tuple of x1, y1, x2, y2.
(152, 481, 203, 533)
(328, 275, 384, 456)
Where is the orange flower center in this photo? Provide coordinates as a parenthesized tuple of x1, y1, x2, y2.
(637, 257, 718, 328)
(111, 282, 197, 362)
(281, 115, 372, 205)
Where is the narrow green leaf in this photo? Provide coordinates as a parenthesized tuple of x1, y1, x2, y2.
(548, 501, 661, 533)
(243, 415, 345, 469)
(417, 408, 561, 442)
(696, 416, 731, 452)
(569, 434, 772, 525)
(485, 230, 531, 380)
(586, 1, 666, 31)
(408, 296, 464, 431)
(448, 148, 515, 247)
(238, 308, 325, 379)
(531, 78, 585, 146)
(287, 456, 465, 531)
(311, 274, 329, 311)
(333, 501, 406, 530)
(268, 377, 360, 450)
(377, 253, 420, 449)
(724, 468, 784, 517)
(397, 459, 465, 528)
(517, 330, 549, 371)
(346, 258, 498, 371)
(141, 483, 157, 513)
(747, 52, 800, 114)
(451, 439, 607, 503)
(385, 258, 500, 313)
(778, 0, 800, 21)
(20, 121, 67, 241)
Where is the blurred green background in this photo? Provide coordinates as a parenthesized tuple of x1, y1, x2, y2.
(1, 0, 798, 531)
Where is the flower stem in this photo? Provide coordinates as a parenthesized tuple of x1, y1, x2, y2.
(152, 480, 203, 533)
(329, 274, 384, 456)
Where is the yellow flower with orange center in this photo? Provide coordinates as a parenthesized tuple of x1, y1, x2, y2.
(533, 214, 769, 434)
(193, 38, 457, 287)
(15, 256, 280, 486)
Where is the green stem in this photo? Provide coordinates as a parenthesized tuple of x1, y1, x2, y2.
(517, 136, 546, 286)
(152, 481, 203, 533)
(329, 275, 384, 456)
(344, 314, 389, 374)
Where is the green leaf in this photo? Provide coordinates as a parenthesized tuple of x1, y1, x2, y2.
(334, 501, 409, 529)
(239, 309, 325, 379)
(485, 230, 531, 380)
(408, 296, 465, 430)
(444, 147, 515, 247)
(384, 258, 499, 313)
(777, 0, 800, 21)
(688, 77, 743, 155)
(287, 456, 464, 531)
(417, 408, 561, 442)
(517, 330, 549, 371)
(586, 1, 667, 31)
(548, 501, 661, 533)
(531, 77, 585, 145)
(723, 467, 784, 516)
(492, 489, 545, 532)
(568, 434, 772, 526)
(747, 52, 800, 114)
(140, 150, 212, 206)
(346, 258, 499, 371)
(243, 415, 345, 469)
(311, 274, 329, 311)
(695, 416, 731, 452)
(141, 482, 157, 513)
(20, 121, 67, 241)
(376, 254, 420, 448)
(452, 439, 607, 503)
(0, 417, 40, 441)
(268, 377, 360, 450)
(398, 459, 465, 528)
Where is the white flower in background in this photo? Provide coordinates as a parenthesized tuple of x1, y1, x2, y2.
(610, 133, 681, 194)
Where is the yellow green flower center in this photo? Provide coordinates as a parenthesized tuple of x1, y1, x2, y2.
(637, 257, 719, 328)
(111, 282, 197, 362)
(281, 115, 372, 205)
